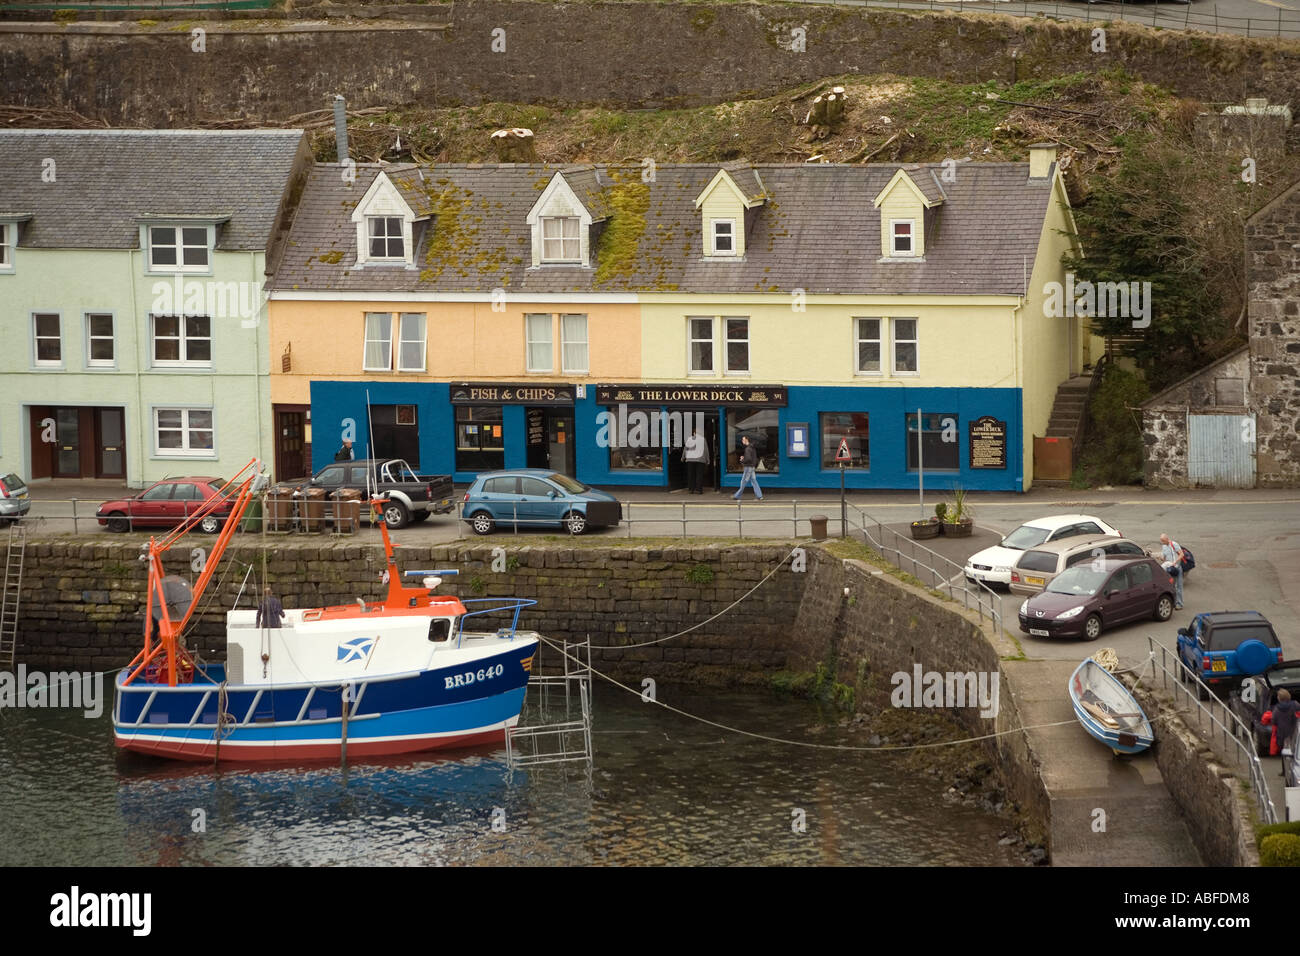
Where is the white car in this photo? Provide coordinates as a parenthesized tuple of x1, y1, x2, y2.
(964, 514, 1122, 587)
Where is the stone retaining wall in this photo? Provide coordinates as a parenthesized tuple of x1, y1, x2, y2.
(1, 2, 1298, 125)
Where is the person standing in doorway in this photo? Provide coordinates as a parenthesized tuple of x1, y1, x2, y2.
(334, 438, 355, 461)
(1159, 533, 1185, 610)
(683, 429, 710, 494)
(733, 435, 763, 501)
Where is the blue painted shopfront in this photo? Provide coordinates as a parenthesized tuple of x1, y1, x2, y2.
(310, 381, 1025, 491)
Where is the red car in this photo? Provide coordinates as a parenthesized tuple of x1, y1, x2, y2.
(97, 478, 231, 533)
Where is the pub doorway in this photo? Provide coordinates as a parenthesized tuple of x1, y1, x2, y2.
(665, 409, 718, 492)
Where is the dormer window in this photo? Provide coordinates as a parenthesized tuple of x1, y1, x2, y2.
(890, 220, 915, 257)
(542, 217, 581, 262)
(368, 217, 405, 260)
(711, 220, 736, 256)
(148, 224, 212, 273)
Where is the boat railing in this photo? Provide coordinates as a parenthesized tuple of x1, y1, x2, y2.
(1145, 636, 1278, 825)
(455, 597, 538, 648)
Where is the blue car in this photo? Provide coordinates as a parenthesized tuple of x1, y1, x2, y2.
(1177, 611, 1283, 700)
(462, 470, 622, 536)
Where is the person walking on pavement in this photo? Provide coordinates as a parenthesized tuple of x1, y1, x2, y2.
(733, 435, 763, 500)
(682, 429, 710, 494)
(1275, 688, 1300, 777)
(334, 438, 355, 461)
(1159, 533, 1186, 610)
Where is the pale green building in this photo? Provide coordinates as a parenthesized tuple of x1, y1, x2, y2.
(0, 129, 310, 488)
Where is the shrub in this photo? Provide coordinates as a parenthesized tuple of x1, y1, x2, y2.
(1080, 365, 1149, 485)
(1255, 820, 1300, 848)
(1259, 833, 1300, 866)
(685, 563, 714, 585)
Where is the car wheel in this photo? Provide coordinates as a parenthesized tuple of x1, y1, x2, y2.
(383, 501, 410, 530)
(1198, 680, 1210, 702)
(470, 512, 495, 536)
(105, 513, 129, 533)
(411, 511, 431, 524)
(199, 515, 223, 534)
(1083, 613, 1102, 641)
(1153, 594, 1174, 622)
(563, 511, 587, 535)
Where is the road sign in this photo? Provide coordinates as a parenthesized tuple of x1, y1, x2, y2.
(836, 438, 852, 462)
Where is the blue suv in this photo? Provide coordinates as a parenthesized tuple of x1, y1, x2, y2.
(462, 470, 622, 535)
(1177, 611, 1283, 700)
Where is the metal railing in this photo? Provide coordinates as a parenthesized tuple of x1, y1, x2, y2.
(505, 635, 593, 769)
(1146, 636, 1277, 825)
(843, 502, 1004, 635)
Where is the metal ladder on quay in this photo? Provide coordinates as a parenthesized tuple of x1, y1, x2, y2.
(505, 635, 593, 769)
(0, 520, 26, 671)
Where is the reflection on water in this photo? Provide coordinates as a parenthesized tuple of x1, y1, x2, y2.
(0, 683, 1023, 866)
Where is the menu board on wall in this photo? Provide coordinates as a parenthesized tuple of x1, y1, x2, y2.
(969, 416, 1008, 469)
(527, 408, 545, 446)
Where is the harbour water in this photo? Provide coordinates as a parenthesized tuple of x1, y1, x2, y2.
(0, 682, 1022, 866)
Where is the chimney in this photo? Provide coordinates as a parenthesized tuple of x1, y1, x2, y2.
(1028, 142, 1057, 179)
(333, 94, 349, 164)
(490, 128, 537, 163)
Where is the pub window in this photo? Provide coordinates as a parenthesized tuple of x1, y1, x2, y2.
(455, 405, 505, 472)
(855, 318, 881, 374)
(905, 412, 959, 471)
(893, 318, 918, 374)
(724, 317, 749, 374)
(688, 317, 714, 374)
(607, 406, 664, 472)
(820, 412, 868, 470)
(725, 408, 779, 474)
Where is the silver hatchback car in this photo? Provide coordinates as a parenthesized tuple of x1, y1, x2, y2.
(1009, 535, 1150, 596)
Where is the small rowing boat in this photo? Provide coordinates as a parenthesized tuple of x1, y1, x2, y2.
(1069, 657, 1154, 755)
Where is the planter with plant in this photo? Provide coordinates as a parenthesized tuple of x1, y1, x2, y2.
(941, 486, 974, 537)
(910, 505, 942, 540)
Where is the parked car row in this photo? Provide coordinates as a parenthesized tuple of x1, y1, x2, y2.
(72, 465, 623, 537)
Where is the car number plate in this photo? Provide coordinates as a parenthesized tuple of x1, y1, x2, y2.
(1030, 628, 1050, 636)
(1212, 659, 1227, 672)
(1026, 576, 1044, 586)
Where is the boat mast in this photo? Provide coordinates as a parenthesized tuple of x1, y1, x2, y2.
(123, 459, 264, 687)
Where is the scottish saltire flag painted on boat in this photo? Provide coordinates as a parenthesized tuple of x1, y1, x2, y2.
(112, 460, 539, 763)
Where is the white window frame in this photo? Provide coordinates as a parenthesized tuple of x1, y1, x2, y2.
(526, 313, 554, 373)
(723, 316, 750, 374)
(541, 217, 582, 263)
(367, 216, 405, 261)
(688, 316, 715, 375)
(711, 219, 736, 256)
(32, 312, 62, 368)
(0, 222, 14, 273)
(363, 312, 394, 371)
(890, 219, 916, 257)
(855, 317, 882, 376)
(561, 314, 589, 374)
(147, 223, 213, 274)
(86, 313, 115, 369)
(153, 406, 216, 458)
(151, 314, 212, 368)
(892, 317, 919, 375)
(396, 312, 427, 373)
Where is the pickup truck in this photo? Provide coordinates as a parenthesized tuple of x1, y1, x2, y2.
(300, 459, 455, 529)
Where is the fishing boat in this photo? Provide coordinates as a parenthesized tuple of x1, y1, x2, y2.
(1069, 657, 1154, 755)
(113, 460, 540, 762)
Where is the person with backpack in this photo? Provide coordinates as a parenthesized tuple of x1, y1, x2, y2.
(1159, 533, 1186, 610)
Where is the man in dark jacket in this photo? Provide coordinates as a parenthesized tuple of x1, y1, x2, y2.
(256, 586, 284, 629)
(682, 429, 710, 494)
(1275, 688, 1299, 777)
(733, 435, 763, 500)
(334, 439, 355, 462)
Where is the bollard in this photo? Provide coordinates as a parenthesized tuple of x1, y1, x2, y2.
(810, 514, 829, 541)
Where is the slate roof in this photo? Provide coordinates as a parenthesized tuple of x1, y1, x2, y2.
(271, 159, 1058, 296)
(899, 164, 947, 205)
(0, 129, 307, 251)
